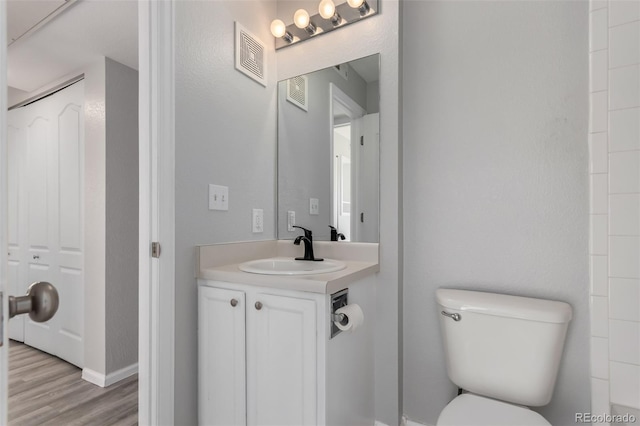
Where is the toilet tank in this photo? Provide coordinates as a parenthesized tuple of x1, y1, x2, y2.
(436, 289, 572, 407)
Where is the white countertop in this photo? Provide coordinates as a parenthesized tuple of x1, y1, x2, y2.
(197, 240, 379, 294)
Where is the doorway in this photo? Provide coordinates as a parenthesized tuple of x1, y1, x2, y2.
(5, 0, 139, 423)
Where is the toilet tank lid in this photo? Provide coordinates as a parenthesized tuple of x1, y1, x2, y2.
(436, 289, 572, 324)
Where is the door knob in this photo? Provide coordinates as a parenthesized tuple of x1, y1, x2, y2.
(255, 301, 263, 310)
(9, 281, 59, 322)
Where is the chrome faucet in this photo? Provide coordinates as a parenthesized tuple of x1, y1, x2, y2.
(293, 226, 323, 261)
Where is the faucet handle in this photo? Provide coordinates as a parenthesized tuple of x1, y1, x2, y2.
(292, 225, 312, 239)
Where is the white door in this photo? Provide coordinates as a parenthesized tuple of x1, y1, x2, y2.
(198, 285, 246, 426)
(6, 81, 84, 367)
(353, 113, 379, 243)
(247, 293, 317, 426)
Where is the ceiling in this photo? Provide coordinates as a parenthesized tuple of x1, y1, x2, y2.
(7, 0, 138, 93)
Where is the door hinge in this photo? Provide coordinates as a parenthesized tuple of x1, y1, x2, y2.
(151, 242, 161, 258)
(360, 135, 364, 146)
(360, 212, 364, 223)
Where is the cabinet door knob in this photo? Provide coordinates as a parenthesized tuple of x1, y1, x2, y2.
(255, 301, 263, 310)
(230, 299, 238, 307)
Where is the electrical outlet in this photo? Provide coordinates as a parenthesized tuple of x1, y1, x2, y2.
(310, 198, 319, 215)
(288, 210, 296, 231)
(209, 184, 229, 211)
(252, 209, 264, 233)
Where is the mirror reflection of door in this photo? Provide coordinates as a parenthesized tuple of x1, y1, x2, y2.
(333, 124, 351, 241)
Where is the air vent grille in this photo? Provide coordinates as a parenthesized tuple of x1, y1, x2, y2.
(235, 22, 267, 87)
(287, 75, 308, 112)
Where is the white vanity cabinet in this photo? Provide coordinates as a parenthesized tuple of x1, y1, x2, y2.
(198, 277, 375, 426)
(198, 281, 322, 426)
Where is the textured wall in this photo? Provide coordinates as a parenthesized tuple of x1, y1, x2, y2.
(402, 2, 590, 425)
(174, 1, 277, 423)
(105, 58, 139, 373)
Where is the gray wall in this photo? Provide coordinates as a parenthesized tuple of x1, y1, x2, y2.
(277, 1, 402, 423)
(402, 2, 590, 426)
(174, 1, 277, 423)
(277, 64, 368, 241)
(105, 58, 139, 373)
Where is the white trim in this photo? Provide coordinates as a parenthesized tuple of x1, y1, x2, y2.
(0, 1, 8, 424)
(82, 363, 139, 388)
(375, 421, 391, 426)
(139, 1, 175, 425)
(402, 416, 432, 426)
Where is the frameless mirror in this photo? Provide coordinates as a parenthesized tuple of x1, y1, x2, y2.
(277, 53, 380, 242)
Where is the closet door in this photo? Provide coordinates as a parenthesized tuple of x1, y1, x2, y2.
(9, 81, 85, 367)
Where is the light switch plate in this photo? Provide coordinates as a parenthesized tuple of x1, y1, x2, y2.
(310, 198, 319, 215)
(288, 210, 296, 231)
(209, 184, 229, 211)
(252, 209, 264, 233)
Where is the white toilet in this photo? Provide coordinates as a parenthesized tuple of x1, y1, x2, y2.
(436, 289, 573, 426)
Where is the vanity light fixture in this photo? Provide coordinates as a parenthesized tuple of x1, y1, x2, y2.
(271, 0, 377, 49)
(347, 0, 371, 16)
(319, 0, 342, 26)
(270, 19, 294, 43)
(294, 9, 317, 35)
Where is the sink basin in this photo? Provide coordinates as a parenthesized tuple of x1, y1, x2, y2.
(238, 257, 347, 275)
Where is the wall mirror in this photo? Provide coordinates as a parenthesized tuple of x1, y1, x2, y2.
(277, 53, 380, 242)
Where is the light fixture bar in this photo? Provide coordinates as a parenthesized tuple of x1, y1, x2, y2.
(273, 0, 378, 50)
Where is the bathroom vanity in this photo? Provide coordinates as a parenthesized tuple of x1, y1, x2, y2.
(197, 240, 378, 426)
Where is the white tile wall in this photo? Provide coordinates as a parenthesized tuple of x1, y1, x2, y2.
(593, 295, 610, 338)
(592, 255, 609, 296)
(609, 0, 640, 26)
(591, 215, 609, 255)
(609, 151, 640, 194)
(609, 22, 640, 69)
(590, 0, 640, 413)
(609, 65, 639, 110)
(590, 133, 609, 173)
(609, 236, 640, 278)
(610, 278, 640, 321)
(610, 194, 640, 235)
(609, 108, 640, 152)
(610, 362, 640, 408)
(592, 91, 610, 132)
(593, 336, 611, 379)
(592, 377, 612, 417)
(609, 320, 640, 365)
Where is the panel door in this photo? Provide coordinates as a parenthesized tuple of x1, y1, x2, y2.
(7, 81, 84, 366)
(198, 286, 247, 426)
(247, 293, 317, 426)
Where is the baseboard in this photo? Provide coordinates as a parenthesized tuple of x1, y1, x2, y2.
(402, 415, 431, 426)
(82, 363, 138, 387)
(375, 422, 390, 426)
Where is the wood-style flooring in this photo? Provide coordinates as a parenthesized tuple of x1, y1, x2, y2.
(8, 340, 138, 426)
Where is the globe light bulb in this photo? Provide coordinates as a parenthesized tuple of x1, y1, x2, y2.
(319, 0, 336, 19)
(270, 19, 286, 38)
(294, 9, 310, 29)
(347, 0, 364, 8)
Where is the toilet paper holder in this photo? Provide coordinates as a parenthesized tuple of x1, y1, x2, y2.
(330, 289, 349, 338)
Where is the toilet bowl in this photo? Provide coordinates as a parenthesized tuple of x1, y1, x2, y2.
(435, 289, 572, 426)
(437, 393, 550, 426)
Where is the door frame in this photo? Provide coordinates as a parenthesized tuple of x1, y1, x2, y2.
(1, 0, 9, 422)
(138, 1, 175, 425)
(0, 1, 175, 424)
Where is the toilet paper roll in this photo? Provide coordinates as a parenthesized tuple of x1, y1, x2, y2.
(334, 304, 364, 332)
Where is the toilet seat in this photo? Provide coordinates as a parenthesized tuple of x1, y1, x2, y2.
(437, 393, 551, 426)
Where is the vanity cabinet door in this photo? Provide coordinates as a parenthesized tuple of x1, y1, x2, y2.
(247, 293, 317, 426)
(198, 286, 246, 426)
